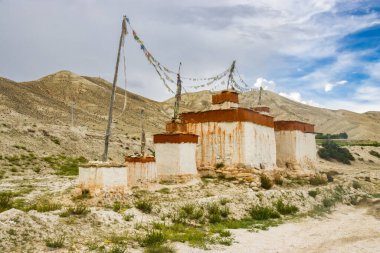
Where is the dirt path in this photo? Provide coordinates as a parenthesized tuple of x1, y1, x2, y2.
(177, 204, 380, 253)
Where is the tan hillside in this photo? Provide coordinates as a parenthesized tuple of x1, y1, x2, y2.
(164, 90, 380, 141)
(1, 70, 379, 163)
(0, 71, 169, 162)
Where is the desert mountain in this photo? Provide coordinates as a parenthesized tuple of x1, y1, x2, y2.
(0, 70, 379, 162)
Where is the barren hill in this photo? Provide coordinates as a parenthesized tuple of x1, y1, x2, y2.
(0, 71, 168, 161)
(0, 71, 379, 161)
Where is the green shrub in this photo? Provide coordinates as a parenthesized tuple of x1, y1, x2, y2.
(220, 206, 230, 218)
(369, 150, 380, 158)
(60, 204, 90, 217)
(156, 187, 170, 194)
(0, 192, 13, 212)
(108, 245, 127, 253)
(308, 190, 318, 198)
(273, 174, 284, 186)
(43, 155, 88, 176)
(219, 198, 230, 205)
(318, 140, 355, 164)
(315, 132, 348, 139)
(275, 200, 298, 215)
(215, 162, 225, 169)
(206, 203, 224, 223)
(181, 203, 196, 216)
(113, 201, 122, 212)
(260, 174, 273, 189)
(28, 199, 62, 212)
(309, 174, 328, 186)
(248, 206, 280, 220)
(50, 136, 60, 145)
(207, 203, 221, 215)
(174, 203, 204, 224)
(352, 180, 361, 189)
(45, 236, 65, 248)
(135, 199, 153, 213)
(322, 197, 336, 208)
(139, 230, 167, 247)
(208, 213, 222, 224)
(123, 214, 134, 221)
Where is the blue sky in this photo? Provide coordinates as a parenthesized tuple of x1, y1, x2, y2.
(0, 0, 379, 112)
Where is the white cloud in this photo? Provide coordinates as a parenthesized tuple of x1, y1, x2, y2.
(355, 85, 380, 102)
(324, 83, 333, 92)
(279, 91, 320, 107)
(253, 77, 276, 90)
(324, 80, 347, 92)
(0, 0, 378, 111)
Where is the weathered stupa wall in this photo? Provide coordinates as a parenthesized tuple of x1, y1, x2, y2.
(153, 133, 198, 177)
(79, 164, 127, 190)
(125, 157, 157, 186)
(275, 121, 316, 169)
(180, 108, 276, 169)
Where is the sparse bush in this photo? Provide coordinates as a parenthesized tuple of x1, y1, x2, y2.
(32, 167, 41, 173)
(60, 204, 90, 217)
(260, 174, 273, 189)
(208, 213, 222, 224)
(275, 200, 299, 215)
(352, 180, 361, 189)
(181, 203, 196, 216)
(273, 174, 283, 186)
(7, 228, 17, 236)
(215, 162, 225, 169)
(45, 235, 65, 248)
(0, 170, 5, 179)
(206, 203, 220, 215)
(108, 245, 127, 253)
(206, 202, 229, 223)
(28, 199, 61, 212)
(139, 230, 167, 247)
(308, 190, 318, 198)
(0, 192, 13, 212)
(176, 204, 204, 223)
(318, 140, 355, 164)
(77, 188, 91, 199)
(322, 197, 335, 208)
(220, 206, 230, 218)
(135, 199, 153, 213)
(113, 201, 122, 212)
(156, 187, 170, 194)
(123, 214, 134, 221)
(50, 136, 61, 145)
(248, 206, 280, 220)
(309, 174, 328, 186)
(369, 150, 380, 158)
(43, 155, 88, 176)
(219, 198, 230, 206)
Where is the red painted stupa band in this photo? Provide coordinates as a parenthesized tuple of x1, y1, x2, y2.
(274, 121, 315, 133)
(211, 90, 239, 104)
(153, 133, 199, 144)
(125, 156, 155, 163)
(180, 108, 274, 128)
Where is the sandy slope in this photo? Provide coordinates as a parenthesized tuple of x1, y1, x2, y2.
(177, 205, 380, 253)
